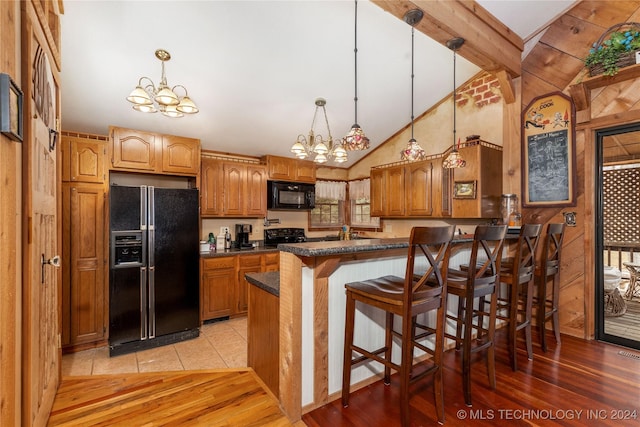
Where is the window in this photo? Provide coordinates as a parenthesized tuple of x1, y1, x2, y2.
(350, 197, 379, 228)
(348, 178, 379, 229)
(310, 198, 344, 229)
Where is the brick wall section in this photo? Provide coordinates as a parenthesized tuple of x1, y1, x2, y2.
(456, 72, 502, 108)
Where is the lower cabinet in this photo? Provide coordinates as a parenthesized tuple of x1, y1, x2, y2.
(201, 251, 280, 321)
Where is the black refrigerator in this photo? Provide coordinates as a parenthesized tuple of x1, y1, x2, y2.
(109, 185, 200, 356)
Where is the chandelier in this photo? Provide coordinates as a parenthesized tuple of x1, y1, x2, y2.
(342, 0, 370, 151)
(291, 98, 348, 164)
(400, 9, 427, 162)
(126, 49, 199, 118)
(442, 38, 467, 169)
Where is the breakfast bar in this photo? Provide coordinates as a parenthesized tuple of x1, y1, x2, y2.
(268, 237, 477, 422)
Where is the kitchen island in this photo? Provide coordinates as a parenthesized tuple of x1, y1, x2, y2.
(270, 237, 476, 422)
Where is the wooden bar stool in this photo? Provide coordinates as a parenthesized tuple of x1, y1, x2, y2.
(497, 223, 542, 371)
(341, 225, 455, 426)
(534, 223, 565, 352)
(445, 224, 507, 407)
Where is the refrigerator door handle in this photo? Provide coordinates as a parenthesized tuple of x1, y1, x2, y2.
(140, 267, 148, 340)
(148, 266, 156, 339)
(140, 186, 148, 231)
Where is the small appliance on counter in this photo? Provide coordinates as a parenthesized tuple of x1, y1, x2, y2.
(235, 223, 254, 249)
(264, 228, 307, 247)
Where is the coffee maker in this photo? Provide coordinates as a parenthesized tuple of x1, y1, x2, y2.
(235, 224, 253, 248)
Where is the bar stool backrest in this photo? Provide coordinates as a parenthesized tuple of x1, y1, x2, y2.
(541, 223, 565, 277)
(511, 224, 543, 285)
(466, 225, 508, 289)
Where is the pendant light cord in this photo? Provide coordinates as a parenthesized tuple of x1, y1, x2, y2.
(410, 26, 415, 141)
(354, 0, 359, 124)
(453, 46, 456, 150)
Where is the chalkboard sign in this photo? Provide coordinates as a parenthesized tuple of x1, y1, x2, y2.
(522, 92, 576, 207)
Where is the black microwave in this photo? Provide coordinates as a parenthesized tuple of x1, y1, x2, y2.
(267, 180, 315, 210)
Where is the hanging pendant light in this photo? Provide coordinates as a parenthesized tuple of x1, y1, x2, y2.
(400, 9, 426, 162)
(442, 37, 467, 169)
(343, 0, 370, 151)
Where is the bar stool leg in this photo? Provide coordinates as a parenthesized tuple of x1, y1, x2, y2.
(342, 293, 356, 407)
(384, 312, 394, 385)
(524, 280, 534, 360)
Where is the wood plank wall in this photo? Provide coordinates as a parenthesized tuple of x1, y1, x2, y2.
(505, 0, 640, 339)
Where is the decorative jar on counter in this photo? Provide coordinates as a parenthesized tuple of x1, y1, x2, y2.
(500, 194, 518, 225)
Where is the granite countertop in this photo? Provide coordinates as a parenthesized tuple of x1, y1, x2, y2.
(200, 245, 279, 258)
(245, 271, 280, 297)
(276, 234, 482, 257)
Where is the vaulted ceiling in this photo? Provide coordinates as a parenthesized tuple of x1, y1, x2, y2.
(59, 1, 576, 167)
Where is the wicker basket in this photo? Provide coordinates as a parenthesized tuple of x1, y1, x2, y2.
(588, 22, 640, 77)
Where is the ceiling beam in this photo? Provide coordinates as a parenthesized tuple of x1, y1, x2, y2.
(371, 0, 524, 78)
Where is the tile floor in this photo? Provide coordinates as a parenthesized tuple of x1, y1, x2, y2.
(61, 317, 248, 376)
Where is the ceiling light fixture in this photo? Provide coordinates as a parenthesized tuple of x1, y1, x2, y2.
(126, 49, 199, 118)
(442, 38, 467, 169)
(343, 0, 370, 151)
(400, 9, 426, 162)
(291, 98, 347, 164)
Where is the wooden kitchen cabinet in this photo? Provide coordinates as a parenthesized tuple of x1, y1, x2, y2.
(61, 131, 109, 351)
(263, 155, 316, 183)
(200, 158, 223, 216)
(61, 182, 107, 349)
(161, 135, 200, 175)
(61, 131, 108, 183)
(201, 257, 235, 320)
(110, 127, 158, 172)
(201, 158, 266, 218)
(109, 126, 200, 176)
(201, 252, 280, 321)
(451, 141, 503, 218)
(370, 164, 406, 217)
(406, 161, 433, 216)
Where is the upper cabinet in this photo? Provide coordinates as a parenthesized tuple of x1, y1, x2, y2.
(61, 131, 108, 183)
(162, 135, 201, 175)
(371, 159, 441, 218)
(370, 141, 501, 219)
(201, 157, 267, 218)
(451, 141, 503, 219)
(263, 155, 316, 183)
(109, 126, 200, 176)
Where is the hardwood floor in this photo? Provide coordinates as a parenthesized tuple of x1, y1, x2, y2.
(303, 329, 640, 426)
(48, 369, 294, 426)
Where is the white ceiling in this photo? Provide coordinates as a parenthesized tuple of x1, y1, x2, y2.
(59, 0, 575, 167)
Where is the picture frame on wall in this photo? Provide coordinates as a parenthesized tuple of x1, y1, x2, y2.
(522, 91, 576, 207)
(0, 73, 24, 142)
(453, 180, 476, 199)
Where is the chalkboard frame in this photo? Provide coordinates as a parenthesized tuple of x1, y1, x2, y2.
(521, 92, 576, 208)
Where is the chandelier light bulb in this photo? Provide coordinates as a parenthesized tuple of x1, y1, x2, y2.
(290, 98, 347, 164)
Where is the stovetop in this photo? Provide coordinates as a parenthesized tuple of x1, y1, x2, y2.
(264, 228, 306, 246)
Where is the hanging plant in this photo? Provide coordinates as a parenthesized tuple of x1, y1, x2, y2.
(585, 22, 640, 77)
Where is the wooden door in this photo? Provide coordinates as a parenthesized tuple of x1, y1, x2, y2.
(200, 158, 222, 216)
(62, 183, 106, 347)
(406, 161, 433, 216)
(201, 257, 235, 320)
(387, 166, 406, 216)
(245, 165, 267, 217)
(161, 135, 200, 175)
(61, 132, 107, 183)
(223, 163, 244, 216)
(370, 168, 386, 217)
(22, 7, 61, 425)
(110, 127, 157, 171)
(294, 159, 316, 183)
